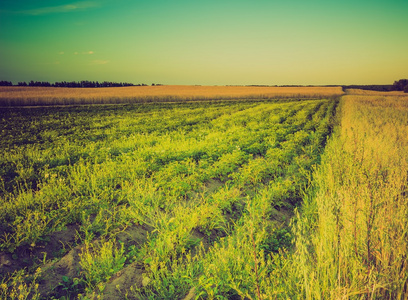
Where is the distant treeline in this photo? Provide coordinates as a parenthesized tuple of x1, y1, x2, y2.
(341, 79, 408, 93)
(0, 80, 163, 88)
(1, 79, 407, 92)
(341, 85, 393, 91)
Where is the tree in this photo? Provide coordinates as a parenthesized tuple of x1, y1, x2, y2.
(404, 85, 408, 93)
(392, 79, 408, 91)
(0, 81, 12, 86)
(1, 79, 137, 88)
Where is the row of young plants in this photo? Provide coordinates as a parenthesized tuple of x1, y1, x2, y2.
(0, 98, 337, 299)
(128, 99, 338, 300)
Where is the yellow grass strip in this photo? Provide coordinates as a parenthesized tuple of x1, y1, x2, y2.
(0, 86, 344, 106)
(296, 94, 408, 298)
(345, 88, 406, 96)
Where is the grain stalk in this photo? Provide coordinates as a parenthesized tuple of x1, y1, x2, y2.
(250, 227, 262, 300)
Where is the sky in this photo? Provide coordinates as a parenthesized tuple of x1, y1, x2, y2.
(1, 0, 407, 85)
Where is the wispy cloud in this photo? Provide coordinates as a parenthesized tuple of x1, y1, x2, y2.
(39, 61, 61, 65)
(13, 2, 98, 16)
(90, 60, 110, 65)
(73, 51, 94, 55)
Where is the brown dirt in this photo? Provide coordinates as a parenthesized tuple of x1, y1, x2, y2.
(0, 223, 152, 299)
(115, 224, 151, 248)
(99, 263, 144, 300)
(39, 246, 83, 297)
(39, 223, 151, 299)
(0, 253, 14, 275)
(0, 224, 79, 278)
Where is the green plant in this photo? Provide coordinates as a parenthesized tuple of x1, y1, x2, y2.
(79, 239, 126, 293)
(0, 268, 42, 300)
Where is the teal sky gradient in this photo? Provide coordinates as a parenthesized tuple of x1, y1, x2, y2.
(1, 0, 407, 85)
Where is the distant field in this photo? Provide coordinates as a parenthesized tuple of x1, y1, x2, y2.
(345, 88, 407, 96)
(0, 85, 344, 106)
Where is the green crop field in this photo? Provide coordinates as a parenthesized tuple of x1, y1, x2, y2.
(0, 98, 336, 299)
(0, 94, 407, 300)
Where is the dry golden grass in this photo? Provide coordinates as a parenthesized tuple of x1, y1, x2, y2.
(0, 85, 343, 106)
(295, 94, 408, 299)
(345, 88, 407, 96)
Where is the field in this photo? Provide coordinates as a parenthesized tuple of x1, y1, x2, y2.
(0, 86, 343, 106)
(0, 90, 407, 299)
(345, 88, 407, 96)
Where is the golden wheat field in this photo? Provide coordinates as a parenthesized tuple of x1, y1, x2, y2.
(294, 93, 408, 299)
(0, 85, 344, 106)
(345, 88, 407, 96)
